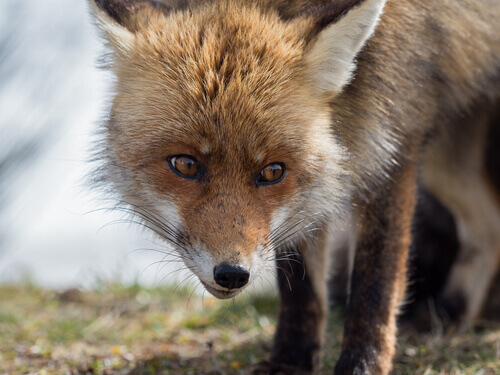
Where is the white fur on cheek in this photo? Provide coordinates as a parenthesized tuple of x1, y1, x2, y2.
(155, 202, 216, 284)
(305, 0, 387, 95)
(270, 206, 292, 234)
(156, 201, 182, 229)
(302, 115, 351, 225)
(248, 243, 268, 287)
(183, 248, 218, 287)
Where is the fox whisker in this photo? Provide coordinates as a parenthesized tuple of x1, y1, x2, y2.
(269, 211, 322, 243)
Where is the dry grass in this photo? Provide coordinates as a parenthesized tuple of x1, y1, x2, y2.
(0, 283, 498, 374)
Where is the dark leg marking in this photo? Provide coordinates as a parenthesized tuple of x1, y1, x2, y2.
(436, 290, 467, 330)
(269, 251, 325, 374)
(335, 157, 418, 375)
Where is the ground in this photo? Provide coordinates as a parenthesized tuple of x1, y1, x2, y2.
(0, 282, 498, 374)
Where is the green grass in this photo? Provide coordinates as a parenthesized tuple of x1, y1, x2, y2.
(0, 283, 498, 374)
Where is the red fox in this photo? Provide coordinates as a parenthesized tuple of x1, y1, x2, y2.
(89, 0, 500, 373)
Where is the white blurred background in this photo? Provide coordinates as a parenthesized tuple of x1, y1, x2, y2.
(0, 0, 183, 289)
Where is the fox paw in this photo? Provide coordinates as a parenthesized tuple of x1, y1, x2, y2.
(334, 358, 370, 375)
(334, 349, 386, 375)
(436, 291, 468, 334)
(247, 360, 312, 375)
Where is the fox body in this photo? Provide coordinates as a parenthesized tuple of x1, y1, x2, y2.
(90, 0, 500, 373)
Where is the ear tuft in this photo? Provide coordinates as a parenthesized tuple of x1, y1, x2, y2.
(89, 0, 172, 49)
(92, 0, 171, 31)
(304, 0, 386, 98)
(279, 0, 365, 30)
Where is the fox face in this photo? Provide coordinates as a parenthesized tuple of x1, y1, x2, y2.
(91, 0, 384, 298)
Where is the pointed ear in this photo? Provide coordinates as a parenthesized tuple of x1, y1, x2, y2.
(303, 0, 386, 98)
(89, 0, 172, 49)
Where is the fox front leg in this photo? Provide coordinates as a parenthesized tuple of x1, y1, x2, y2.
(335, 160, 417, 375)
(251, 233, 330, 375)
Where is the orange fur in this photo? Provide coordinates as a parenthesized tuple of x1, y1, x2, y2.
(90, 0, 500, 373)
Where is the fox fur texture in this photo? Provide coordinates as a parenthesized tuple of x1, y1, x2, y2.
(90, 0, 500, 373)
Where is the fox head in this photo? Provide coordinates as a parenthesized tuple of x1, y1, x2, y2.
(91, 0, 386, 298)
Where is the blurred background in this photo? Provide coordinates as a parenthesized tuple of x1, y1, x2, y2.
(0, 0, 187, 289)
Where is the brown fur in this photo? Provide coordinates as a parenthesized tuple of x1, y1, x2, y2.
(421, 101, 500, 330)
(336, 148, 418, 374)
(90, 0, 500, 373)
(331, 0, 499, 193)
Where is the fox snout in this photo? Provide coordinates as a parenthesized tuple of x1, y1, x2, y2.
(198, 263, 252, 299)
(194, 255, 257, 299)
(173, 181, 275, 298)
(214, 264, 250, 290)
(186, 231, 266, 299)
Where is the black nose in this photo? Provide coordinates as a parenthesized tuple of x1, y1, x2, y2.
(214, 264, 250, 290)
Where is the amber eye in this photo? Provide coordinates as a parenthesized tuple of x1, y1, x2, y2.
(168, 155, 201, 179)
(256, 163, 285, 186)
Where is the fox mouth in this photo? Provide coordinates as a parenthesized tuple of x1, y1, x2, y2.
(202, 282, 243, 299)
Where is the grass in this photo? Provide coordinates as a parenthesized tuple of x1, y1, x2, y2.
(0, 282, 498, 374)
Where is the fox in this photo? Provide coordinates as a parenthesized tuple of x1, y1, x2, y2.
(333, 110, 500, 333)
(89, 0, 500, 374)
(409, 104, 500, 332)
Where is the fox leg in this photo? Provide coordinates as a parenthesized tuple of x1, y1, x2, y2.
(251, 230, 331, 375)
(422, 107, 500, 329)
(335, 158, 417, 375)
(437, 197, 500, 330)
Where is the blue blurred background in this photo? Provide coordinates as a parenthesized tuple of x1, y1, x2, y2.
(0, 0, 180, 289)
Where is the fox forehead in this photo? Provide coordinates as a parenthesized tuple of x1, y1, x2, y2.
(109, 3, 329, 160)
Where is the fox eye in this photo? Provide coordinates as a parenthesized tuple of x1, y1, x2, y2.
(169, 155, 201, 179)
(256, 163, 285, 186)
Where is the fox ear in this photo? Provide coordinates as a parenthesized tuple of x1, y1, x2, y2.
(89, 0, 172, 48)
(303, 0, 386, 98)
